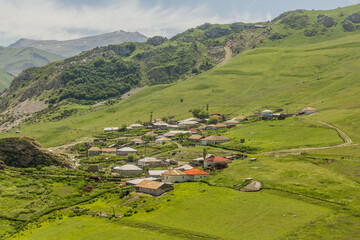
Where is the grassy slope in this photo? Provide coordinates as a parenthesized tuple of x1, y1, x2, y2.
(0, 68, 13, 91)
(12, 183, 331, 240)
(4, 33, 360, 147)
(0, 46, 63, 76)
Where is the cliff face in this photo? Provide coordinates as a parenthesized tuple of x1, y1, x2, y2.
(0, 136, 73, 168)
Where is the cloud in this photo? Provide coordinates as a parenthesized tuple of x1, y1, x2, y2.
(0, 0, 268, 46)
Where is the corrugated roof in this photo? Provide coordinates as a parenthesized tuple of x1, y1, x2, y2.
(118, 147, 138, 152)
(214, 123, 227, 128)
(113, 164, 142, 171)
(188, 135, 203, 140)
(188, 128, 197, 132)
(224, 120, 238, 124)
(162, 169, 187, 176)
(148, 170, 168, 175)
(135, 180, 165, 189)
(102, 148, 117, 152)
(175, 164, 193, 171)
(139, 157, 162, 163)
(201, 136, 231, 141)
(126, 177, 159, 185)
(88, 147, 101, 151)
(156, 137, 171, 141)
(204, 156, 231, 162)
(183, 168, 209, 175)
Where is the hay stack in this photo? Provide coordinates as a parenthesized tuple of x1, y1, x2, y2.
(241, 181, 262, 192)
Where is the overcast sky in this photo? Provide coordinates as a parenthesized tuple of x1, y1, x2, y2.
(0, 0, 359, 46)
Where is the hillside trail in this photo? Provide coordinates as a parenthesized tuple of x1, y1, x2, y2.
(47, 137, 93, 159)
(223, 43, 232, 63)
(262, 116, 355, 155)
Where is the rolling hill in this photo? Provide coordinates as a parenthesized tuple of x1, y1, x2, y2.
(0, 68, 13, 91)
(9, 30, 148, 57)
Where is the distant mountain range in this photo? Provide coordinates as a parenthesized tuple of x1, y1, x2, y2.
(9, 30, 148, 57)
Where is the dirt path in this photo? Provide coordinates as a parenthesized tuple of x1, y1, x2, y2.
(224, 44, 232, 62)
(262, 117, 354, 154)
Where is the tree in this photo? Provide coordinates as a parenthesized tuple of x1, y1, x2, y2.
(203, 148, 207, 160)
(191, 108, 209, 119)
(207, 117, 219, 124)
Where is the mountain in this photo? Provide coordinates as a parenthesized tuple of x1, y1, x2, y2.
(1, 4, 360, 142)
(0, 68, 14, 91)
(9, 30, 148, 57)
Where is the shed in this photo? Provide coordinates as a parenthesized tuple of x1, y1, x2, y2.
(301, 107, 319, 115)
(104, 127, 119, 132)
(261, 109, 273, 117)
(188, 134, 203, 142)
(134, 180, 174, 196)
(138, 157, 163, 167)
(232, 116, 248, 122)
(101, 148, 117, 154)
(117, 147, 138, 155)
(112, 164, 142, 176)
(88, 147, 101, 156)
(162, 169, 189, 183)
(126, 177, 160, 186)
(147, 170, 168, 178)
(129, 123, 144, 128)
(175, 164, 193, 171)
(131, 138, 145, 145)
(155, 137, 172, 144)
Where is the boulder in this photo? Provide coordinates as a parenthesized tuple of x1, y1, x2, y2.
(342, 20, 355, 32)
(205, 27, 231, 39)
(323, 16, 334, 27)
(241, 181, 262, 192)
(347, 13, 360, 23)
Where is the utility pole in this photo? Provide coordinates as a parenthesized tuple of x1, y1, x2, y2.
(149, 112, 153, 124)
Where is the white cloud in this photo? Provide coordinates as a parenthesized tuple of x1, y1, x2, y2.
(0, 0, 268, 46)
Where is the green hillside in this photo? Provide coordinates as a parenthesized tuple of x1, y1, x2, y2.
(0, 68, 13, 91)
(4, 33, 359, 147)
(0, 46, 64, 76)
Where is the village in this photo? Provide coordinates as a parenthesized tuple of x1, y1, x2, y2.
(73, 107, 318, 196)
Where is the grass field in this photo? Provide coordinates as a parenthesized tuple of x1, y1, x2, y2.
(221, 117, 343, 152)
(10, 183, 332, 240)
(0, 68, 13, 91)
(2, 33, 360, 147)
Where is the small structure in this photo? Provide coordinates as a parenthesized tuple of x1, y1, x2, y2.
(138, 157, 163, 167)
(88, 147, 101, 156)
(200, 136, 231, 145)
(104, 127, 119, 132)
(163, 132, 176, 138)
(101, 148, 117, 154)
(134, 180, 174, 196)
(178, 120, 198, 128)
(165, 159, 178, 165)
(117, 147, 138, 156)
(162, 169, 189, 183)
(188, 135, 203, 142)
(87, 165, 99, 172)
(301, 107, 319, 115)
(0, 160, 5, 170)
(211, 114, 223, 121)
(233, 116, 247, 122)
(213, 123, 227, 129)
(131, 138, 145, 145)
(175, 164, 193, 171)
(126, 177, 159, 186)
(147, 170, 168, 178)
(224, 120, 238, 127)
(129, 123, 144, 128)
(155, 137, 172, 144)
(187, 128, 198, 134)
(183, 168, 209, 180)
(241, 181, 262, 192)
(261, 109, 273, 117)
(203, 156, 231, 168)
(112, 164, 142, 176)
(93, 138, 106, 143)
(190, 157, 204, 167)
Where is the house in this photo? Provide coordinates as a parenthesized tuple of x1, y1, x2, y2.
(152, 122, 169, 129)
(214, 123, 227, 129)
(126, 177, 160, 186)
(147, 170, 168, 178)
(232, 116, 248, 122)
(134, 180, 174, 196)
(203, 156, 231, 168)
(188, 134, 203, 142)
(155, 137, 172, 144)
(163, 132, 176, 138)
(112, 164, 142, 176)
(187, 128, 198, 134)
(301, 107, 319, 115)
(261, 109, 273, 117)
(129, 123, 144, 128)
(101, 148, 117, 154)
(104, 127, 119, 132)
(178, 121, 198, 128)
(183, 168, 209, 180)
(162, 169, 189, 183)
(224, 120, 238, 127)
(87, 164, 99, 172)
(175, 164, 193, 171)
(130, 138, 145, 145)
(88, 147, 101, 156)
(210, 114, 223, 121)
(200, 136, 231, 145)
(138, 157, 163, 167)
(117, 147, 138, 155)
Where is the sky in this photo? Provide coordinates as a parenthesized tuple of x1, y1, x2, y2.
(0, 0, 359, 46)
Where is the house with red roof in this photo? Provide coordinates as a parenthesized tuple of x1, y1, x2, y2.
(203, 156, 231, 168)
(183, 168, 209, 180)
(187, 128, 198, 134)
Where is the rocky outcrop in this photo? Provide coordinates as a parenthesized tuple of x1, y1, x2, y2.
(342, 20, 356, 32)
(304, 29, 318, 37)
(347, 13, 360, 23)
(268, 33, 287, 40)
(205, 28, 231, 39)
(146, 36, 167, 46)
(0, 136, 73, 168)
(241, 181, 262, 192)
(323, 16, 335, 27)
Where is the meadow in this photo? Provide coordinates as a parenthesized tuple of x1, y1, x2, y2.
(2, 34, 360, 148)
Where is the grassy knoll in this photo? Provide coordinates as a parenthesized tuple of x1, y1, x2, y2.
(3, 33, 360, 147)
(221, 117, 343, 152)
(0, 68, 13, 91)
